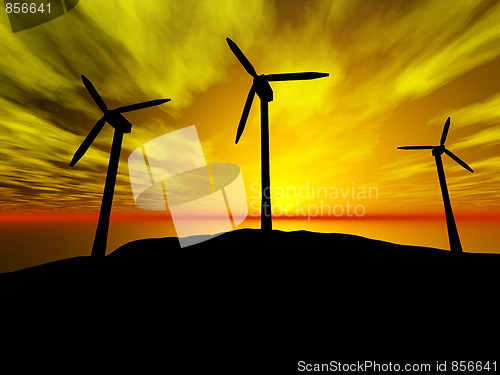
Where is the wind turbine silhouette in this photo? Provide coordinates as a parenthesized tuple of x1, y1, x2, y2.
(226, 37, 328, 231)
(397, 117, 474, 253)
(70, 75, 170, 257)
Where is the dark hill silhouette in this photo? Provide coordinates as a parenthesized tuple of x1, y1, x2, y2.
(2, 229, 498, 364)
(3, 228, 497, 282)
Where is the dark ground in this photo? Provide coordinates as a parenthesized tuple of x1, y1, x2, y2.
(1, 229, 498, 370)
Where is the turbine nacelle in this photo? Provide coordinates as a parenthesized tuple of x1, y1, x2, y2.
(104, 111, 133, 134)
(254, 75, 274, 102)
(432, 145, 445, 157)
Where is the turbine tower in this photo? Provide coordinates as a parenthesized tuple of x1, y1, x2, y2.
(71, 75, 170, 257)
(226, 37, 328, 231)
(397, 117, 474, 253)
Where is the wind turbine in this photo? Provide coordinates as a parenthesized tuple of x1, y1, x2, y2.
(397, 117, 474, 253)
(70, 75, 170, 257)
(226, 37, 329, 231)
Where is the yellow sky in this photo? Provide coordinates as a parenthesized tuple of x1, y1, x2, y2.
(1, 0, 500, 218)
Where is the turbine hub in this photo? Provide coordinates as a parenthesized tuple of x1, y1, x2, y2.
(432, 145, 445, 156)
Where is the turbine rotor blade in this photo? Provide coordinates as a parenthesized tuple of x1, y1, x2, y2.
(226, 37, 258, 78)
(70, 116, 107, 167)
(81, 75, 108, 113)
(235, 84, 256, 144)
(444, 149, 474, 173)
(440, 117, 451, 145)
(266, 72, 329, 81)
(115, 99, 171, 113)
(397, 146, 435, 150)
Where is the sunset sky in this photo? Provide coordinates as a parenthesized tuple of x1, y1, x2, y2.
(1, 0, 499, 269)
